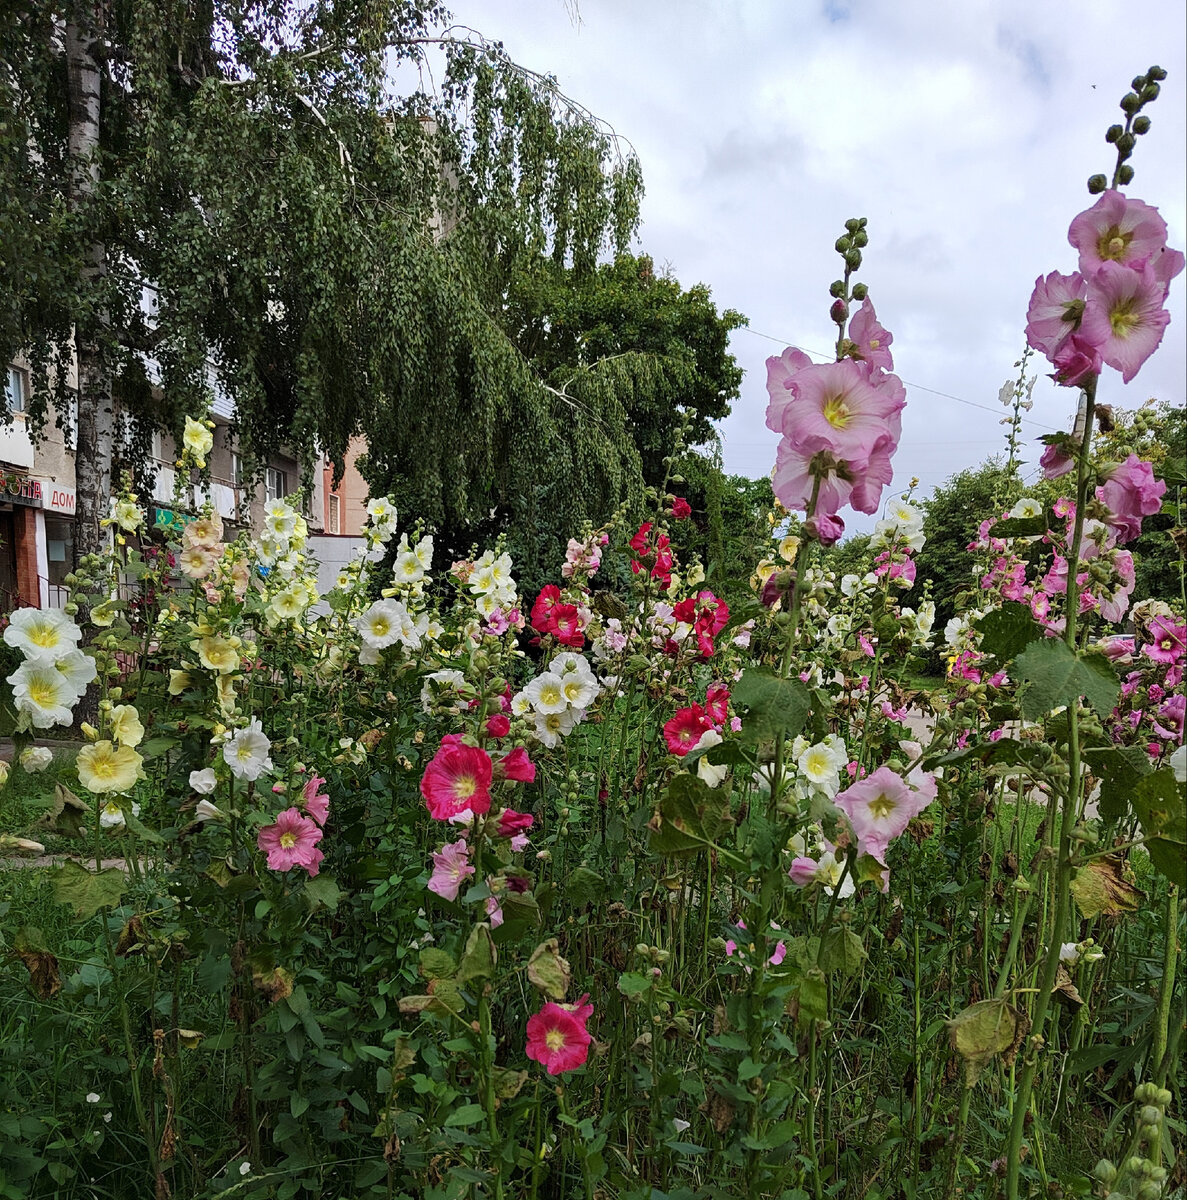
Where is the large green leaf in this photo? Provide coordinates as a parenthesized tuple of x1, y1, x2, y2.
(50, 860, 125, 919)
(1084, 745, 1151, 823)
(1130, 768, 1187, 888)
(730, 668, 811, 744)
(1014, 638, 1119, 722)
(648, 773, 735, 858)
(976, 603, 1043, 664)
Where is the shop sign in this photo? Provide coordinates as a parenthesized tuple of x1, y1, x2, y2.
(47, 486, 76, 514)
(0, 469, 43, 507)
(152, 507, 195, 534)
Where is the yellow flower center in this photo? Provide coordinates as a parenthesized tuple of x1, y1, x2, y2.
(1109, 297, 1139, 338)
(29, 678, 58, 707)
(539, 683, 562, 706)
(1097, 225, 1133, 262)
(822, 393, 852, 430)
(869, 337, 880, 349)
(545, 1028, 566, 1052)
(279, 832, 297, 849)
(868, 792, 898, 820)
(454, 775, 477, 800)
(372, 617, 391, 637)
(31, 625, 59, 649)
(92, 753, 117, 780)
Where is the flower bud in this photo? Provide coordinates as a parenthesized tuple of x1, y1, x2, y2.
(829, 279, 846, 297)
(844, 217, 861, 232)
(1140, 1105, 1161, 1127)
(852, 230, 868, 248)
(1118, 164, 1135, 185)
(1147, 65, 1166, 81)
(1131, 75, 1147, 90)
(1133, 115, 1151, 134)
(1120, 92, 1140, 114)
(1137, 1183, 1161, 1200)
(835, 235, 852, 253)
(1117, 132, 1136, 153)
(1093, 1159, 1117, 1184)
(851, 282, 868, 300)
(845, 249, 862, 270)
(1105, 123, 1123, 143)
(1140, 82, 1160, 101)
(830, 299, 849, 324)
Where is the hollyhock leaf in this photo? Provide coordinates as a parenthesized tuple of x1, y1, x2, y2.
(947, 999, 1027, 1087)
(497, 890, 541, 934)
(1146, 839, 1187, 890)
(303, 874, 342, 912)
(796, 969, 829, 1028)
(417, 948, 457, 981)
(1084, 745, 1152, 823)
(527, 939, 571, 1000)
(50, 861, 125, 919)
(819, 928, 868, 977)
(13, 927, 61, 1000)
(1014, 639, 1120, 722)
(457, 924, 497, 984)
(731, 668, 811, 744)
(618, 971, 655, 998)
(250, 962, 294, 1005)
(976, 604, 1046, 664)
(565, 867, 604, 907)
(492, 1067, 529, 1100)
(1130, 768, 1187, 887)
(1069, 856, 1145, 919)
(927, 739, 1040, 771)
(649, 774, 735, 859)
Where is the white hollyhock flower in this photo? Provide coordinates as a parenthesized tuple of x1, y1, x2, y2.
(560, 672, 599, 709)
(8, 660, 81, 728)
(52, 649, 98, 694)
(3, 608, 82, 661)
(420, 669, 466, 713)
(223, 718, 272, 781)
(356, 600, 404, 650)
(694, 729, 728, 788)
(20, 746, 54, 773)
(524, 673, 567, 715)
(189, 768, 217, 795)
(532, 707, 578, 748)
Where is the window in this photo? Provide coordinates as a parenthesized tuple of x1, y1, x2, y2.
(265, 466, 288, 503)
(327, 492, 341, 535)
(230, 453, 244, 487)
(45, 516, 74, 587)
(5, 366, 27, 415)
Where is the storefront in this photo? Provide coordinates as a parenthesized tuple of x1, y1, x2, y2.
(0, 466, 76, 609)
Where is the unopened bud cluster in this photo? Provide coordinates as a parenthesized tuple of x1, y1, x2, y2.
(1088, 65, 1167, 193)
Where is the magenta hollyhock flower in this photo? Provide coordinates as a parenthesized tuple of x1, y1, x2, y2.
(672, 496, 692, 520)
(1068, 191, 1173, 275)
(1039, 440, 1078, 480)
(426, 838, 474, 901)
(664, 705, 711, 756)
(485, 713, 511, 739)
(835, 765, 931, 856)
(497, 746, 537, 783)
(258, 807, 324, 876)
(775, 359, 903, 462)
(805, 512, 846, 546)
(496, 808, 534, 838)
(1096, 454, 1167, 544)
(1079, 261, 1171, 383)
(302, 774, 330, 827)
(525, 1002, 592, 1075)
(1049, 333, 1102, 388)
(1153, 693, 1185, 742)
(847, 298, 894, 370)
(420, 740, 494, 821)
(1143, 617, 1186, 665)
(1026, 270, 1088, 357)
(765, 346, 816, 433)
(704, 684, 730, 726)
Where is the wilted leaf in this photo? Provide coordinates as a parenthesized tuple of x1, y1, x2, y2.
(13, 927, 60, 999)
(250, 961, 294, 1004)
(648, 773, 734, 859)
(418, 948, 457, 981)
(565, 867, 603, 907)
(492, 1067, 528, 1100)
(398, 978, 464, 1017)
(819, 927, 868, 977)
(527, 939, 571, 1000)
(1069, 856, 1144, 919)
(1054, 966, 1083, 1007)
(947, 999, 1027, 1087)
(456, 924, 496, 984)
(177, 1028, 205, 1049)
(50, 860, 125, 919)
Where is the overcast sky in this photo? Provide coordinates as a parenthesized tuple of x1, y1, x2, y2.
(440, 0, 1186, 529)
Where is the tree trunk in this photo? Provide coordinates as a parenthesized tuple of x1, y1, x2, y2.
(66, 4, 114, 562)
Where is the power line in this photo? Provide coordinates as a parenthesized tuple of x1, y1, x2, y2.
(738, 326, 1060, 433)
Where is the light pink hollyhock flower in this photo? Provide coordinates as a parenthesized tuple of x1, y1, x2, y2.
(835, 765, 931, 856)
(1026, 271, 1088, 357)
(778, 360, 903, 462)
(1143, 617, 1186, 665)
(848, 435, 897, 515)
(1079, 261, 1171, 383)
(1098, 635, 1135, 662)
(302, 774, 330, 827)
(1097, 550, 1136, 624)
(765, 346, 816, 433)
(426, 838, 474, 901)
(1050, 334, 1102, 388)
(1096, 454, 1167, 544)
(789, 857, 820, 887)
(1039, 440, 1077, 480)
(771, 436, 854, 515)
(804, 512, 845, 546)
(485, 893, 504, 928)
(847, 298, 894, 369)
(1068, 191, 1173, 275)
(257, 808, 324, 876)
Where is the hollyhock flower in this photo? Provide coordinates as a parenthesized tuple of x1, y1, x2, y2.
(426, 838, 474, 901)
(302, 775, 330, 826)
(798, 740, 846, 794)
(497, 746, 537, 784)
(1068, 191, 1175, 276)
(1143, 617, 1185, 665)
(551, 604, 586, 648)
(530, 585, 562, 633)
(421, 740, 493, 821)
(764, 346, 816, 433)
(805, 512, 845, 546)
(485, 894, 504, 928)
(178, 544, 216, 580)
(1152, 693, 1185, 743)
(3, 607, 83, 660)
(664, 705, 711, 756)
(705, 684, 730, 726)
(1049, 334, 1103, 388)
(99, 799, 141, 829)
(496, 809, 534, 839)
(525, 1002, 592, 1075)
(835, 765, 930, 856)
(257, 807, 323, 875)
(1039, 440, 1077, 480)
(847, 298, 894, 369)
(772, 437, 854, 515)
(1096, 454, 1167, 544)
(223, 718, 273, 781)
(76, 740, 143, 794)
(846, 435, 897, 515)
(7, 660, 81, 728)
(195, 798, 225, 822)
(1079, 261, 1171, 383)
(109, 705, 144, 749)
(671, 496, 692, 520)
(20, 745, 53, 773)
(1026, 270, 1087, 356)
(485, 713, 511, 739)
(533, 708, 580, 749)
(693, 729, 728, 788)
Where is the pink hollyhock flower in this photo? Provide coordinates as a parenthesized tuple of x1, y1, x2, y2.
(1040, 440, 1078, 480)
(847, 298, 894, 370)
(672, 496, 692, 520)
(1049, 333, 1102, 388)
(486, 713, 511, 739)
(846, 435, 897, 515)
(1096, 454, 1167, 544)
(664, 705, 711, 756)
(835, 766, 932, 858)
(1143, 616, 1185, 665)
(1079, 261, 1171, 383)
(705, 684, 730, 726)
(426, 838, 474, 901)
(765, 346, 816, 433)
(788, 857, 820, 887)
(258, 807, 324, 876)
(420, 740, 493, 821)
(805, 512, 846, 545)
(772, 437, 854, 515)
(302, 774, 330, 827)
(629, 522, 653, 557)
(496, 746, 536, 784)
(525, 1001, 592, 1075)
(1026, 270, 1087, 356)
(1099, 635, 1135, 662)
(496, 808, 534, 838)
(1153, 693, 1185, 742)
(775, 359, 903, 462)
(1068, 191, 1174, 275)
(485, 893, 504, 928)
(551, 604, 586, 649)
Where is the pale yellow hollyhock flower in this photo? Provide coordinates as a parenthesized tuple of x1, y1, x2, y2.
(77, 741, 143, 794)
(178, 545, 216, 580)
(81, 722, 99, 741)
(215, 674, 238, 714)
(0, 760, 9, 788)
(183, 417, 214, 463)
(686, 561, 706, 587)
(778, 535, 800, 563)
(112, 498, 143, 532)
(90, 600, 118, 628)
(168, 670, 193, 696)
(192, 635, 239, 674)
(109, 704, 145, 748)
